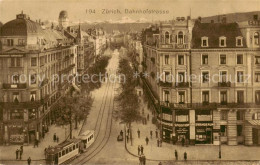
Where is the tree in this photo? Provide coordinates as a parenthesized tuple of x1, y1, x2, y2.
(114, 57, 142, 145)
(56, 87, 93, 139)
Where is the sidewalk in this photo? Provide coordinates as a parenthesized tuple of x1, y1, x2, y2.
(0, 122, 83, 162)
(125, 96, 260, 161)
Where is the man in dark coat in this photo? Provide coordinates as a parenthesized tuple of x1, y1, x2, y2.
(175, 150, 178, 160)
(184, 152, 187, 161)
(19, 149, 22, 160)
(53, 133, 56, 142)
(140, 145, 144, 154)
(145, 137, 149, 145)
(137, 129, 140, 138)
(16, 149, 19, 160)
(120, 130, 123, 136)
(143, 155, 146, 165)
(150, 130, 153, 139)
(27, 157, 31, 165)
(139, 156, 142, 165)
(157, 139, 160, 147)
(155, 129, 158, 138)
(138, 145, 140, 155)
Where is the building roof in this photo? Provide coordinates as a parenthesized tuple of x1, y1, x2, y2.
(59, 10, 68, 19)
(192, 21, 247, 48)
(0, 14, 43, 36)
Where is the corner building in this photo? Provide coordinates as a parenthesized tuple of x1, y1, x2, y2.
(142, 16, 260, 146)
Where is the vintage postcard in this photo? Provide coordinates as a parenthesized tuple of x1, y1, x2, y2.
(0, 0, 260, 164)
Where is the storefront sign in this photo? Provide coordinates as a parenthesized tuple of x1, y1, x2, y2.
(176, 127, 189, 134)
(175, 123, 189, 127)
(195, 123, 214, 126)
(248, 20, 260, 26)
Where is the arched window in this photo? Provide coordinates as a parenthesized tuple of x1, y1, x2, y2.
(254, 32, 259, 45)
(178, 31, 184, 44)
(165, 31, 170, 44)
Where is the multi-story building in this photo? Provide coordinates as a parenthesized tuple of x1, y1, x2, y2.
(0, 12, 78, 145)
(142, 16, 260, 146)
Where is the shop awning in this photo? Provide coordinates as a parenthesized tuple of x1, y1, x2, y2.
(247, 120, 260, 126)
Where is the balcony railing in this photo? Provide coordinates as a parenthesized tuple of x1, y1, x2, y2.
(159, 102, 260, 110)
(175, 82, 189, 88)
(1, 101, 42, 108)
(159, 44, 173, 49)
(218, 81, 231, 87)
(157, 43, 189, 49)
(174, 43, 189, 49)
(158, 81, 172, 87)
(2, 83, 27, 89)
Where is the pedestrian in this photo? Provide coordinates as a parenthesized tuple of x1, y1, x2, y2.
(155, 129, 158, 138)
(53, 133, 56, 142)
(57, 136, 59, 143)
(140, 145, 144, 154)
(147, 114, 149, 121)
(19, 149, 22, 160)
(20, 145, 23, 155)
(127, 128, 130, 135)
(126, 135, 129, 143)
(182, 138, 185, 147)
(143, 155, 146, 165)
(175, 150, 178, 160)
(137, 129, 140, 138)
(142, 108, 144, 115)
(36, 139, 39, 147)
(157, 139, 159, 147)
(138, 145, 140, 155)
(150, 130, 153, 139)
(158, 162, 162, 165)
(16, 149, 19, 160)
(160, 138, 162, 147)
(44, 148, 47, 158)
(184, 152, 187, 161)
(145, 137, 149, 145)
(27, 157, 31, 165)
(139, 156, 142, 165)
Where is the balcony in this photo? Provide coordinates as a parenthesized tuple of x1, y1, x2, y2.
(218, 81, 231, 87)
(158, 81, 172, 87)
(2, 83, 27, 89)
(174, 43, 189, 49)
(1, 101, 42, 109)
(175, 82, 189, 88)
(159, 44, 173, 49)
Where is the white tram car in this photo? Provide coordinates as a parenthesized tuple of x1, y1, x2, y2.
(46, 130, 95, 165)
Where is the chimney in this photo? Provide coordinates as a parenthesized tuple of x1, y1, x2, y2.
(254, 14, 258, 21)
(211, 20, 214, 23)
(222, 15, 227, 23)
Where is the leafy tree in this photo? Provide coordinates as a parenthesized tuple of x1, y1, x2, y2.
(114, 57, 142, 145)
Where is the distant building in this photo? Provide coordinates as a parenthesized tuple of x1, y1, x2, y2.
(59, 10, 69, 29)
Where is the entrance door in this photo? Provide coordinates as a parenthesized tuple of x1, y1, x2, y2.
(253, 128, 259, 145)
(206, 129, 212, 144)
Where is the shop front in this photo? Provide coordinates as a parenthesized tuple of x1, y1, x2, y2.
(175, 123, 190, 144)
(195, 124, 213, 144)
(6, 121, 27, 144)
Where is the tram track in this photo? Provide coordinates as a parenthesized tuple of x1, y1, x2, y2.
(68, 76, 116, 164)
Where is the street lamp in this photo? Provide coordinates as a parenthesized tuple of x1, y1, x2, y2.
(219, 132, 221, 159)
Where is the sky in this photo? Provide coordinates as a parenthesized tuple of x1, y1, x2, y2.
(0, 0, 260, 23)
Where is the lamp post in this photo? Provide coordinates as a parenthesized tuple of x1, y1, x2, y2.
(219, 132, 221, 159)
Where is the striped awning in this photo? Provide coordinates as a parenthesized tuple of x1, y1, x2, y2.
(247, 120, 260, 126)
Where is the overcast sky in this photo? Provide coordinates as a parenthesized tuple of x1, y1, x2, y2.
(0, 0, 260, 23)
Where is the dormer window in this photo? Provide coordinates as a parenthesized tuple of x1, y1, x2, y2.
(201, 37, 208, 47)
(219, 36, 226, 47)
(236, 37, 243, 47)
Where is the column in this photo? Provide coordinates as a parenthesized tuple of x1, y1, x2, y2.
(213, 110, 220, 145)
(189, 110, 195, 145)
(244, 109, 253, 145)
(227, 110, 237, 145)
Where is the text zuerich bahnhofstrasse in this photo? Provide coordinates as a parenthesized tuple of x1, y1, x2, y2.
(102, 9, 169, 14)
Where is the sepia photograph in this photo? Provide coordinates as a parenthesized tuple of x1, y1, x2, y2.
(0, 0, 260, 164)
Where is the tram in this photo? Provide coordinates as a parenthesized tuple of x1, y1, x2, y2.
(45, 130, 95, 165)
(45, 138, 81, 165)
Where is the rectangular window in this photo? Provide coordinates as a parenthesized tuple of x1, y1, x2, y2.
(220, 71, 227, 82)
(237, 125, 243, 136)
(237, 54, 243, 64)
(237, 71, 244, 83)
(202, 38, 208, 47)
(202, 91, 209, 103)
(13, 92, 19, 103)
(30, 91, 36, 102)
(202, 72, 209, 83)
(237, 91, 244, 104)
(255, 91, 260, 104)
(165, 55, 169, 65)
(178, 72, 185, 82)
(220, 111, 227, 120)
(10, 110, 23, 119)
(30, 74, 37, 84)
(178, 55, 184, 65)
(220, 39, 225, 46)
(31, 57, 37, 67)
(220, 91, 227, 104)
(178, 91, 185, 104)
(202, 54, 208, 65)
(11, 58, 15, 67)
(220, 54, 226, 64)
(16, 58, 21, 67)
(255, 72, 260, 82)
(7, 39, 14, 46)
(220, 125, 227, 136)
(256, 56, 260, 64)
(28, 109, 36, 120)
(18, 39, 25, 46)
(164, 72, 171, 82)
(237, 38, 242, 46)
(237, 111, 244, 120)
(164, 90, 169, 102)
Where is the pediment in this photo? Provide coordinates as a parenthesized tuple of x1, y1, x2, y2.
(2, 47, 27, 54)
